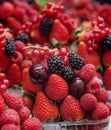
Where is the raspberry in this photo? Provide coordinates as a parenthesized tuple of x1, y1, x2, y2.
(80, 93, 97, 111)
(0, 109, 20, 126)
(95, 88, 109, 103)
(14, 40, 25, 52)
(92, 102, 109, 120)
(1, 124, 20, 130)
(18, 106, 31, 123)
(22, 117, 42, 130)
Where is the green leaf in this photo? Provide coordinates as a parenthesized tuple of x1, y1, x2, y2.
(34, 0, 52, 8)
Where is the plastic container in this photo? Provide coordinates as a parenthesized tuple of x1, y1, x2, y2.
(43, 116, 111, 130)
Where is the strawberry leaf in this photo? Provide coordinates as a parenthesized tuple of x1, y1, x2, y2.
(34, 0, 52, 8)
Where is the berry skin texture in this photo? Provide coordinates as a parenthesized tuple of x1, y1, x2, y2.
(2, 91, 23, 111)
(95, 88, 108, 103)
(60, 95, 84, 121)
(102, 50, 111, 67)
(22, 68, 43, 94)
(80, 93, 97, 111)
(49, 19, 70, 45)
(92, 102, 109, 120)
(45, 74, 68, 101)
(0, 51, 10, 71)
(1, 124, 20, 130)
(18, 106, 31, 123)
(14, 40, 25, 52)
(0, 109, 20, 126)
(0, 95, 5, 113)
(105, 102, 111, 115)
(78, 63, 96, 83)
(22, 117, 42, 130)
(103, 66, 111, 90)
(20, 59, 32, 70)
(33, 92, 59, 122)
(86, 78, 101, 94)
(6, 63, 22, 86)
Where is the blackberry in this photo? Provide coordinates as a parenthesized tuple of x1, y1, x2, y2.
(0, 0, 4, 4)
(61, 66, 75, 82)
(99, 34, 111, 50)
(39, 17, 53, 35)
(68, 52, 85, 70)
(15, 33, 29, 44)
(47, 55, 64, 75)
(5, 38, 16, 56)
(29, 64, 49, 83)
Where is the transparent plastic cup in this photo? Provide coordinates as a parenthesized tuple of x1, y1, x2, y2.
(43, 116, 111, 130)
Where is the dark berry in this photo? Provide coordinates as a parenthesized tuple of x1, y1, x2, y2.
(61, 66, 75, 82)
(99, 34, 111, 50)
(29, 64, 49, 83)
(39, 17, 53, 35)
(5, 38, 16, 56)
(69, 77, 86, 99)
(27, 0, 34, 4)
(0, 0, 4, 4)
(68, 52, 85, 70)
(47, 55, 64, 75)
(15, 33, 29, 44)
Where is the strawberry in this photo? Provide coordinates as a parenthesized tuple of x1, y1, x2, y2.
(95, 88, 108, 103)
(92, 102, 109, 120)
(1, 124, 20, 130)
(22, 94, 35, 111)
(18, 106, 31, 123)
(77, 42, 100, 69)
(0, 109, 20, 126)
(45, 74, 68, 101)
(78, 63, 96, 83)
(0, 2, 14, 19)
(80, 93, 97, 111)
(0, 52, 10, 72)
(22, 117, 42, 130)
(6, 63, 22, 86)
(2, 91, 23, 111)
(86, 78, 101, 94)
(0, 95, 5, 113)
(22, 68, 43, 94)
(60, 95, 84, 121)
(102, 50, 111, 67)
(33, 92, 59, 122)
(103, 66, 111, 90)
(49, 19, 70, 45)
(6, 17, 22, 33)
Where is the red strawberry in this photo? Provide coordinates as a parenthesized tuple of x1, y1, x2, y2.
(95, 88, 108, 103)
(102, 50, 111, 67)
(80, 93, 97, 111)
(0, 109, 20, 126)
(77, 42, 100, 69)
(0, 2, 14, 19)
(22, 68, 43, 94)
(2, 91, 23, 111)
(22, 94, 35, 111)
(22, 117, 42, 130)
(86, 78, 101, 94)
(6, 17, 22, 32)
(60, 95, 84, 121)
(45, 74, 68, 101)
(103, 66, 111, 90)
(1, 124, 20, 130)
(33, 92, 59, 122)
(78, 63, 96, 83)
(6, 63, 22, 86)
(18, 106, 31, 123)
(92, 102, 109, 120)
(0, 52, 10, 72)
(0, 95, 5, 113)
(49, 19, 70, 45)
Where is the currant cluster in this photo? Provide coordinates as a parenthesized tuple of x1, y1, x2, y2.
(82, 17, 110, 52)
(0, 23, 5, 52)
(0, 70, 10, 94)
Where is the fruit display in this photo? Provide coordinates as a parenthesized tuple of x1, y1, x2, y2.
(0, 0, 111, 130)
